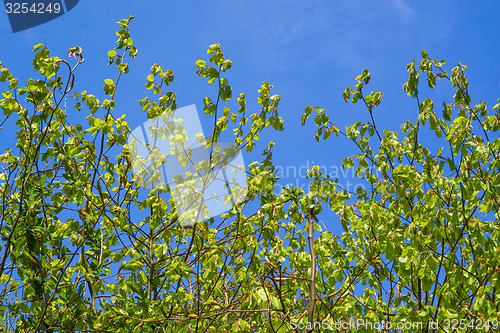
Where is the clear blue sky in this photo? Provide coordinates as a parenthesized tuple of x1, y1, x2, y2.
(1, 0, 499, 229)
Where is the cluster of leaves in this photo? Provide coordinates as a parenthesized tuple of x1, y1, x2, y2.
(301, 51, 500, 331)
(0, 15, 498, 333)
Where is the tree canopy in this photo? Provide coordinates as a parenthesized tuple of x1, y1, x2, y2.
(0, 16, 499, 332)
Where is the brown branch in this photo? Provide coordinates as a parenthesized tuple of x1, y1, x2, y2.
(307, 204, 317, 332)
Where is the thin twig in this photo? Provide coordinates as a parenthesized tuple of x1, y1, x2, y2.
(307, 204, 317, 332)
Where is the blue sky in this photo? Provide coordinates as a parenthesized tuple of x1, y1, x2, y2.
(1, 0, 499, 229)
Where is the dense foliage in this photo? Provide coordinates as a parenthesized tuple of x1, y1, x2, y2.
(0, 16, 499, 332)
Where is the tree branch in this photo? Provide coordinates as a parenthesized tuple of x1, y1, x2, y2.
(307, 204, 317, 332)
